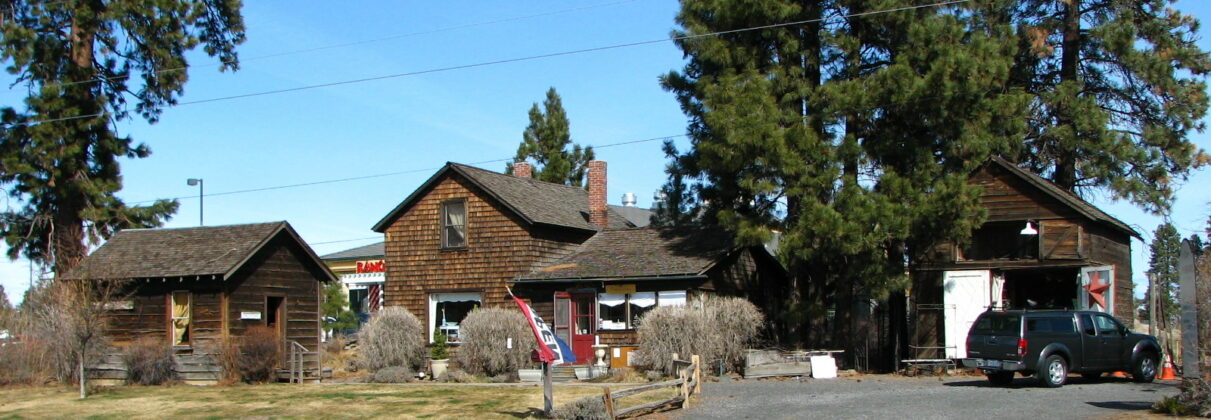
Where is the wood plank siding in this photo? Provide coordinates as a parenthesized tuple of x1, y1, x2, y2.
(226, 235, 325, 352)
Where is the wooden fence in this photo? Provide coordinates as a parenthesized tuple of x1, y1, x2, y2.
(600, 354, 701, 419)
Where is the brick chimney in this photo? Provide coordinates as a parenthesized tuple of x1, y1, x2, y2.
(513, 161, 533, 178)
(588, 160, 607, 229)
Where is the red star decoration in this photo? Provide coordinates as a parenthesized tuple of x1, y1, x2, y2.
(1084, 271, 1111, 310)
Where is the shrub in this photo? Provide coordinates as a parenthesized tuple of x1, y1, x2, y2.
(235, 326, 280, 383)
(430, 328, 449, 361)
(370, 365, 414, 383)
(1154, 378, 1211, 417)
(551, 395, 609, 420)
(444, 368, 477, 383)
(361, 307, 425, 371)
(636, 295, 763, 375)
(123, 338, 178, 385)
(455, 307, 532, 378)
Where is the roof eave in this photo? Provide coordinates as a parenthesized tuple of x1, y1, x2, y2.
(510, 274, 706, 284)
(989, 157, 1141, 239)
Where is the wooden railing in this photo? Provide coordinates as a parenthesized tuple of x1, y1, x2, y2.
(601, 354, 701, 419)
(284, 340, 308, 384)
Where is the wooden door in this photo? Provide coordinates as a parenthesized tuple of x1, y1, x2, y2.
(569, 293, 596, 364)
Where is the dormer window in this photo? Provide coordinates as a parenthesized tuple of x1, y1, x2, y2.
(442, 200, 467, 249)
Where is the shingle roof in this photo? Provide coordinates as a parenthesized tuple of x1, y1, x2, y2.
(64, 221, 336, 281)
(610, 205, 652, 228)
(373, 162, 633, 232)
(516, 227, 735, 281)
(990, 157, 1140, 238)
(320, 241, 384, 261)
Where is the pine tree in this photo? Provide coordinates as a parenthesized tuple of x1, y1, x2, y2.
(661, 0, 1027, 350)
(505, 88, 595, 186)
(1146, 223, 1181, 324)
(0, 1, 245, 277)
(1009, 0, 1211, 213)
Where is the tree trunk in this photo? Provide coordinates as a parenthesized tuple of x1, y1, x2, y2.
(1052, 0, 1082, 191)
(52, 3, 100, 279)
(78, 352, 87, 399)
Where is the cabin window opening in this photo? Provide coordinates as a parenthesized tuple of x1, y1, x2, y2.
(598, 290, 686, 330)
(961, 221, 1039, 260)
(441, 200, 467, 249)
(170, 291, 191, 345)
(429, 292, 480, 343)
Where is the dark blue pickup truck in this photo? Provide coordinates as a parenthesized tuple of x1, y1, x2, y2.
(961, 310, 1162, 387)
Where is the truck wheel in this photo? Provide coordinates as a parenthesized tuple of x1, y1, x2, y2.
(986, 371, 1014, 386)
(1038, 355, 1067, 388)
(1132, 353, 1157, 383)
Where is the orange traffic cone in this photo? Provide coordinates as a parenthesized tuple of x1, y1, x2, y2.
(1110, 371, 1129, 378)
(1159, 354, 1178, 380)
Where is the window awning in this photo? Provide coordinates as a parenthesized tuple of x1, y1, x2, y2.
(599, 293, 626, 307)
(341, 272, 384, 285)
(630, 292, 656, 308)
(658, 291, 686, 306)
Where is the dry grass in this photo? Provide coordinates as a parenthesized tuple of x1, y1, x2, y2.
(0, 383, 679, 419)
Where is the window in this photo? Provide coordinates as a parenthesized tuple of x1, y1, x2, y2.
(1026, 317, 1075, 334)
(598, 290, 687, 330)
(170, 291, 191, 345)
(1094, 314, 1121, 336)
(972, 314, 1019, 335)
(429, 292, 480, 343)
(442, 200, 467, 248)
(349, 287, 369, 314)
(961, 221, 1039, 260)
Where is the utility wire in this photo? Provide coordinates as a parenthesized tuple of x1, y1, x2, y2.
(128, 134, 686, 204)
(33, 0, 645, 90)
(310, 236, 382, 245)
(1, 0, 971, 129)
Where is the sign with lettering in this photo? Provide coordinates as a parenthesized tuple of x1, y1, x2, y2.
(240, 311, 262, 320)
(356, 260, 385, 274)
(605, 284, 636, 294)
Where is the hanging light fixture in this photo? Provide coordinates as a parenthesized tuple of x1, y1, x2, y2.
(1019, 220, 1038, 235)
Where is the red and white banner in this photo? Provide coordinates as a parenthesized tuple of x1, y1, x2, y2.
(512, 295, 575, 365)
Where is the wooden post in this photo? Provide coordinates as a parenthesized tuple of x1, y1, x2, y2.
(602, 387, 615, 419)
(543, 361, 553, 416)
(1178, 240, 1200, 379)
(679, 367, 689, 409)
(691, 355, 702, 395)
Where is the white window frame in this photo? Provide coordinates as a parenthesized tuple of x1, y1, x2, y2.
(597, 290, 686, 330)
(428, 292, 481, 343)
(170, 290, 191, 346)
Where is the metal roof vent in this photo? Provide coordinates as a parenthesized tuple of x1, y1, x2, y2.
(622, 192, 638, 207)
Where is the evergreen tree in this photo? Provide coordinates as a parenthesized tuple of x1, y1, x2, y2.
(321, 281, 357, 336)
(1, 1, 245, 277)
(650, 140, 701, 228)
(1146, 223, 1181, 323)
(505, 88, 595, 186)
(1009, 0, 1211, 213)
(661, 0, 1027, 350)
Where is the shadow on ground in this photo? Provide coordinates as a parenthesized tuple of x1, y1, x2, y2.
(1085, 401, 1154, 411)
(499, 407, 546, 418)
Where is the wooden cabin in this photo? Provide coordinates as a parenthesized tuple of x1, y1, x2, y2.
(372, 161, 788, 366)
(65, 221, 336, 383)
(909, 157, 1139, 361)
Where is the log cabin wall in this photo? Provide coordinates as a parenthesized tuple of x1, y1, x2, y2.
(107, 280, 223, 349)
(382, 173, 592, 329)
(225, 235, 325, 352)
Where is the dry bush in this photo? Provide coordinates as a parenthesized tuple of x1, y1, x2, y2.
(637, 295, 763, 375)
(551, 395, 609, 420)
(1154, 378, 1211, 417)
(122, 338, 178, 385)
(361, 306, 425, 372)
(0, 279, 120, 391)
(210, 338, 242, 384)
(370, 365, 414, 383)
(444, 368, 477, 383)
(455, 307, 533, 378)
(235, 326, 280, 383)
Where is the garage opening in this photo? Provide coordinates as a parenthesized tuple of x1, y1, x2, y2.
(1000, 268, 1080, 310)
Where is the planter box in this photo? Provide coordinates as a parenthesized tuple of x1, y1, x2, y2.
(518, 369, 542, 383)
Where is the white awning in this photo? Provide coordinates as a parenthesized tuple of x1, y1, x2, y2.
(599, 293, 626, 307)
(340, 272, 384, 285)
(658, 291, 686, 306)
(630, 292, 657, 308)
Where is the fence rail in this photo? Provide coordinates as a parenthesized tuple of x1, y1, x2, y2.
(601, 354, 701, 419)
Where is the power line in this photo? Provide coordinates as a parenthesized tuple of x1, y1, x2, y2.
(128, 134, 685, 204)
(311, 236, 381, 246)
(31, 0, 646, 91)
(1, 0, 971, 129)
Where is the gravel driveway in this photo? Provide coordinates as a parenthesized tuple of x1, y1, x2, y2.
(673, 375, 1179, 420)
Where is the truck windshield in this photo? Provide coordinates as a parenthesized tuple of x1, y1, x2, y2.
(972, 315, 1020, 335)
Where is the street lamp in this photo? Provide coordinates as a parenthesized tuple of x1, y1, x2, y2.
(187, 178, 203, 226)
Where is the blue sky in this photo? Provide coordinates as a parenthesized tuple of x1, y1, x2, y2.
(1, 0, 1209, 304)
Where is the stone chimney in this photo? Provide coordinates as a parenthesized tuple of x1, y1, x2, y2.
(513, 161, 533, 179)
(588, 160, 607, 229)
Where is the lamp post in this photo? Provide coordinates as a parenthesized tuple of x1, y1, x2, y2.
(187, 178, 203, 226)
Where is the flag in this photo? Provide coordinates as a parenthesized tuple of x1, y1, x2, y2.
(512, 295, 576, 365)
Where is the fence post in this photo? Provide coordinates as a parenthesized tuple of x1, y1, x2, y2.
(691, 355, 701, 395)
(680, 367, 690, 409)
(602, 387, 615, 419)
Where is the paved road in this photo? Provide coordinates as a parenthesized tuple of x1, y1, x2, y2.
(674, 375, 1179, 420)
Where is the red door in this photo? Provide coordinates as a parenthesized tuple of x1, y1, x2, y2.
(569, 293, 596, 364)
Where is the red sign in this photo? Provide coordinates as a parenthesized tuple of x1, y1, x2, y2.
(355, 260, 385, 274)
